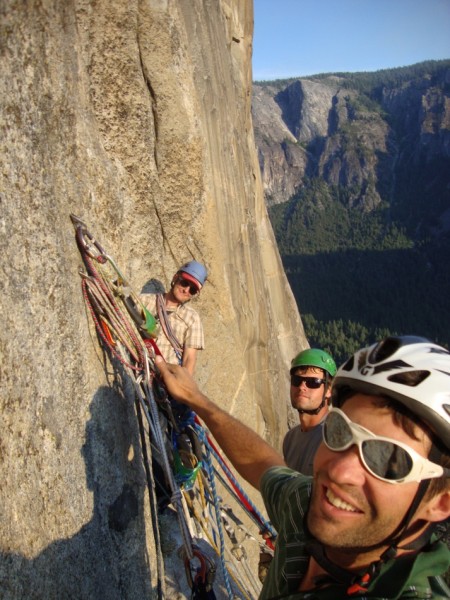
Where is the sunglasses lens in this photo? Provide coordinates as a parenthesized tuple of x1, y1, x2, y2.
(362, 440, 413, 480)
(178, 278, 198, 295)
(324, 411, 353, 448)
(291, 375, 324, 389)
(324, 411, 414, 481)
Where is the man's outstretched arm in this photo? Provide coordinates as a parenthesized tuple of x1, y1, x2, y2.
(155, 357, 285, 489)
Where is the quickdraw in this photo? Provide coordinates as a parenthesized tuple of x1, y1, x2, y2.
(71, 214, 276, 599)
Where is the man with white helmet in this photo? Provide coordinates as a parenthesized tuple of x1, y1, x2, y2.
(284, 348, 337, 475)
(141, 260, 207, 374)
(155, 335, 450, 598)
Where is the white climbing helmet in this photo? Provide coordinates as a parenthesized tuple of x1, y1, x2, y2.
(332, 335, 450, 449)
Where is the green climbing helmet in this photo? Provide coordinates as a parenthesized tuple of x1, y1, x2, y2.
(290, 348, 337, 377)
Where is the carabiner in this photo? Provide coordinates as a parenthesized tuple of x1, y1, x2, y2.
(70, 214, 107, 263)
(184, 548, 216, 596)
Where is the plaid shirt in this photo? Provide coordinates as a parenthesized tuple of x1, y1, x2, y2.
(140, 293, 204, 365)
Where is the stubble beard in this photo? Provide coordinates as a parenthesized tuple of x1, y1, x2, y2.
(292, 393, 315, 412)
(306, 483, 398, 555)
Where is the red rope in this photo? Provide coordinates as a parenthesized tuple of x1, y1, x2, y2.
(82, 278, 142, 372)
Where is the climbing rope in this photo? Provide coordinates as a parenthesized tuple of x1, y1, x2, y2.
(195, 420, 277, 546)
(156, 293, 184, 363)
(71, 214, 273, 599)
(73, 215, 195, 553)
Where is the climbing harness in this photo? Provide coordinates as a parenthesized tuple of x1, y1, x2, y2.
(71, 215, 275, 599)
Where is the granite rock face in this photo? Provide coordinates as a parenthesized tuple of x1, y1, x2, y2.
(0, 1, 305, 597)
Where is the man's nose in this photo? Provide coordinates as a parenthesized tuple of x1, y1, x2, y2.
(326, 445, 367, 486)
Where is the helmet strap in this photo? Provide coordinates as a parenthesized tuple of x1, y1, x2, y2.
(298, 397, 326, 415)
(343, 478, 431, 595)
(305, 538, 355, 585)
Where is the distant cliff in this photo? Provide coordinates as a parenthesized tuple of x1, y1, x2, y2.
(0, 2, 305, 597)
(253, 60, 450, 235)
(252, 61, 450, 360)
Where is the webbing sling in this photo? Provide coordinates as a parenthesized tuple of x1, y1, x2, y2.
(156, 293, 183, 363)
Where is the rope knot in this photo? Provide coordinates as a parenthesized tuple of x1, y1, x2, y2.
(171, 488, 183, 505)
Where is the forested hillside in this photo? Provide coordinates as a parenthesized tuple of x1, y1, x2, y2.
(253, 61, 450, 364)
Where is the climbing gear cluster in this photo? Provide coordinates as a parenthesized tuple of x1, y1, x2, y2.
(71, 215, 275, 599)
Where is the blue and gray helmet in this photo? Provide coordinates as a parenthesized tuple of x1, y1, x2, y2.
(178, 260, 208, 289)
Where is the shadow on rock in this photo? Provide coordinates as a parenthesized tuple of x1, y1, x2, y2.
(0, 386, 156, 599)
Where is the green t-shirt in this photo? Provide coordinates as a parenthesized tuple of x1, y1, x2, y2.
(260, 467, 450, 599)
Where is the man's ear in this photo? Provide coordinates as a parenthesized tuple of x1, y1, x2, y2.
(419, 490, 450, 523)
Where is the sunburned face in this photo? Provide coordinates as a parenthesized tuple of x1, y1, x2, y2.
(171, 276, 199, 304)
(306, 394, 435, 566)
(290, 366, 327, 412)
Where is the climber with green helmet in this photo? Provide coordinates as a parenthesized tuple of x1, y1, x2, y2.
(140, 260, 207, 375)
(283, 348, 337, 475)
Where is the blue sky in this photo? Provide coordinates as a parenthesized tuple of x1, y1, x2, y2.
(253, 0, 450, 80)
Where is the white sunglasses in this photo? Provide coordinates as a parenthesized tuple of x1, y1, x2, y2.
(323, 407, 445, 484)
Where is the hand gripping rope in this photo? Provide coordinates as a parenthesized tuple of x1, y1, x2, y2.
(71, 215, 275, 599)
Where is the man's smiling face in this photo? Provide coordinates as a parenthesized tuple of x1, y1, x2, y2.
(306, 393, 432, 564)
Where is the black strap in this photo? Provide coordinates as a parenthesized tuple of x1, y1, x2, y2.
(305, 539, 354, 585)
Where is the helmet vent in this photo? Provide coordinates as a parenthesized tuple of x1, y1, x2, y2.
(369, 336, 401, 363)
(369, 335, 430, 364)
(387, 370, 430, 387)
(342, 356, 354, 372)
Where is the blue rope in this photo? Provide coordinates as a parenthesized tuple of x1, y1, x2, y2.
(178, 409, 277, 537)
(194, 423, 235, 599)
(212, 467, 273, 539)
(208, 441, 277, 540)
